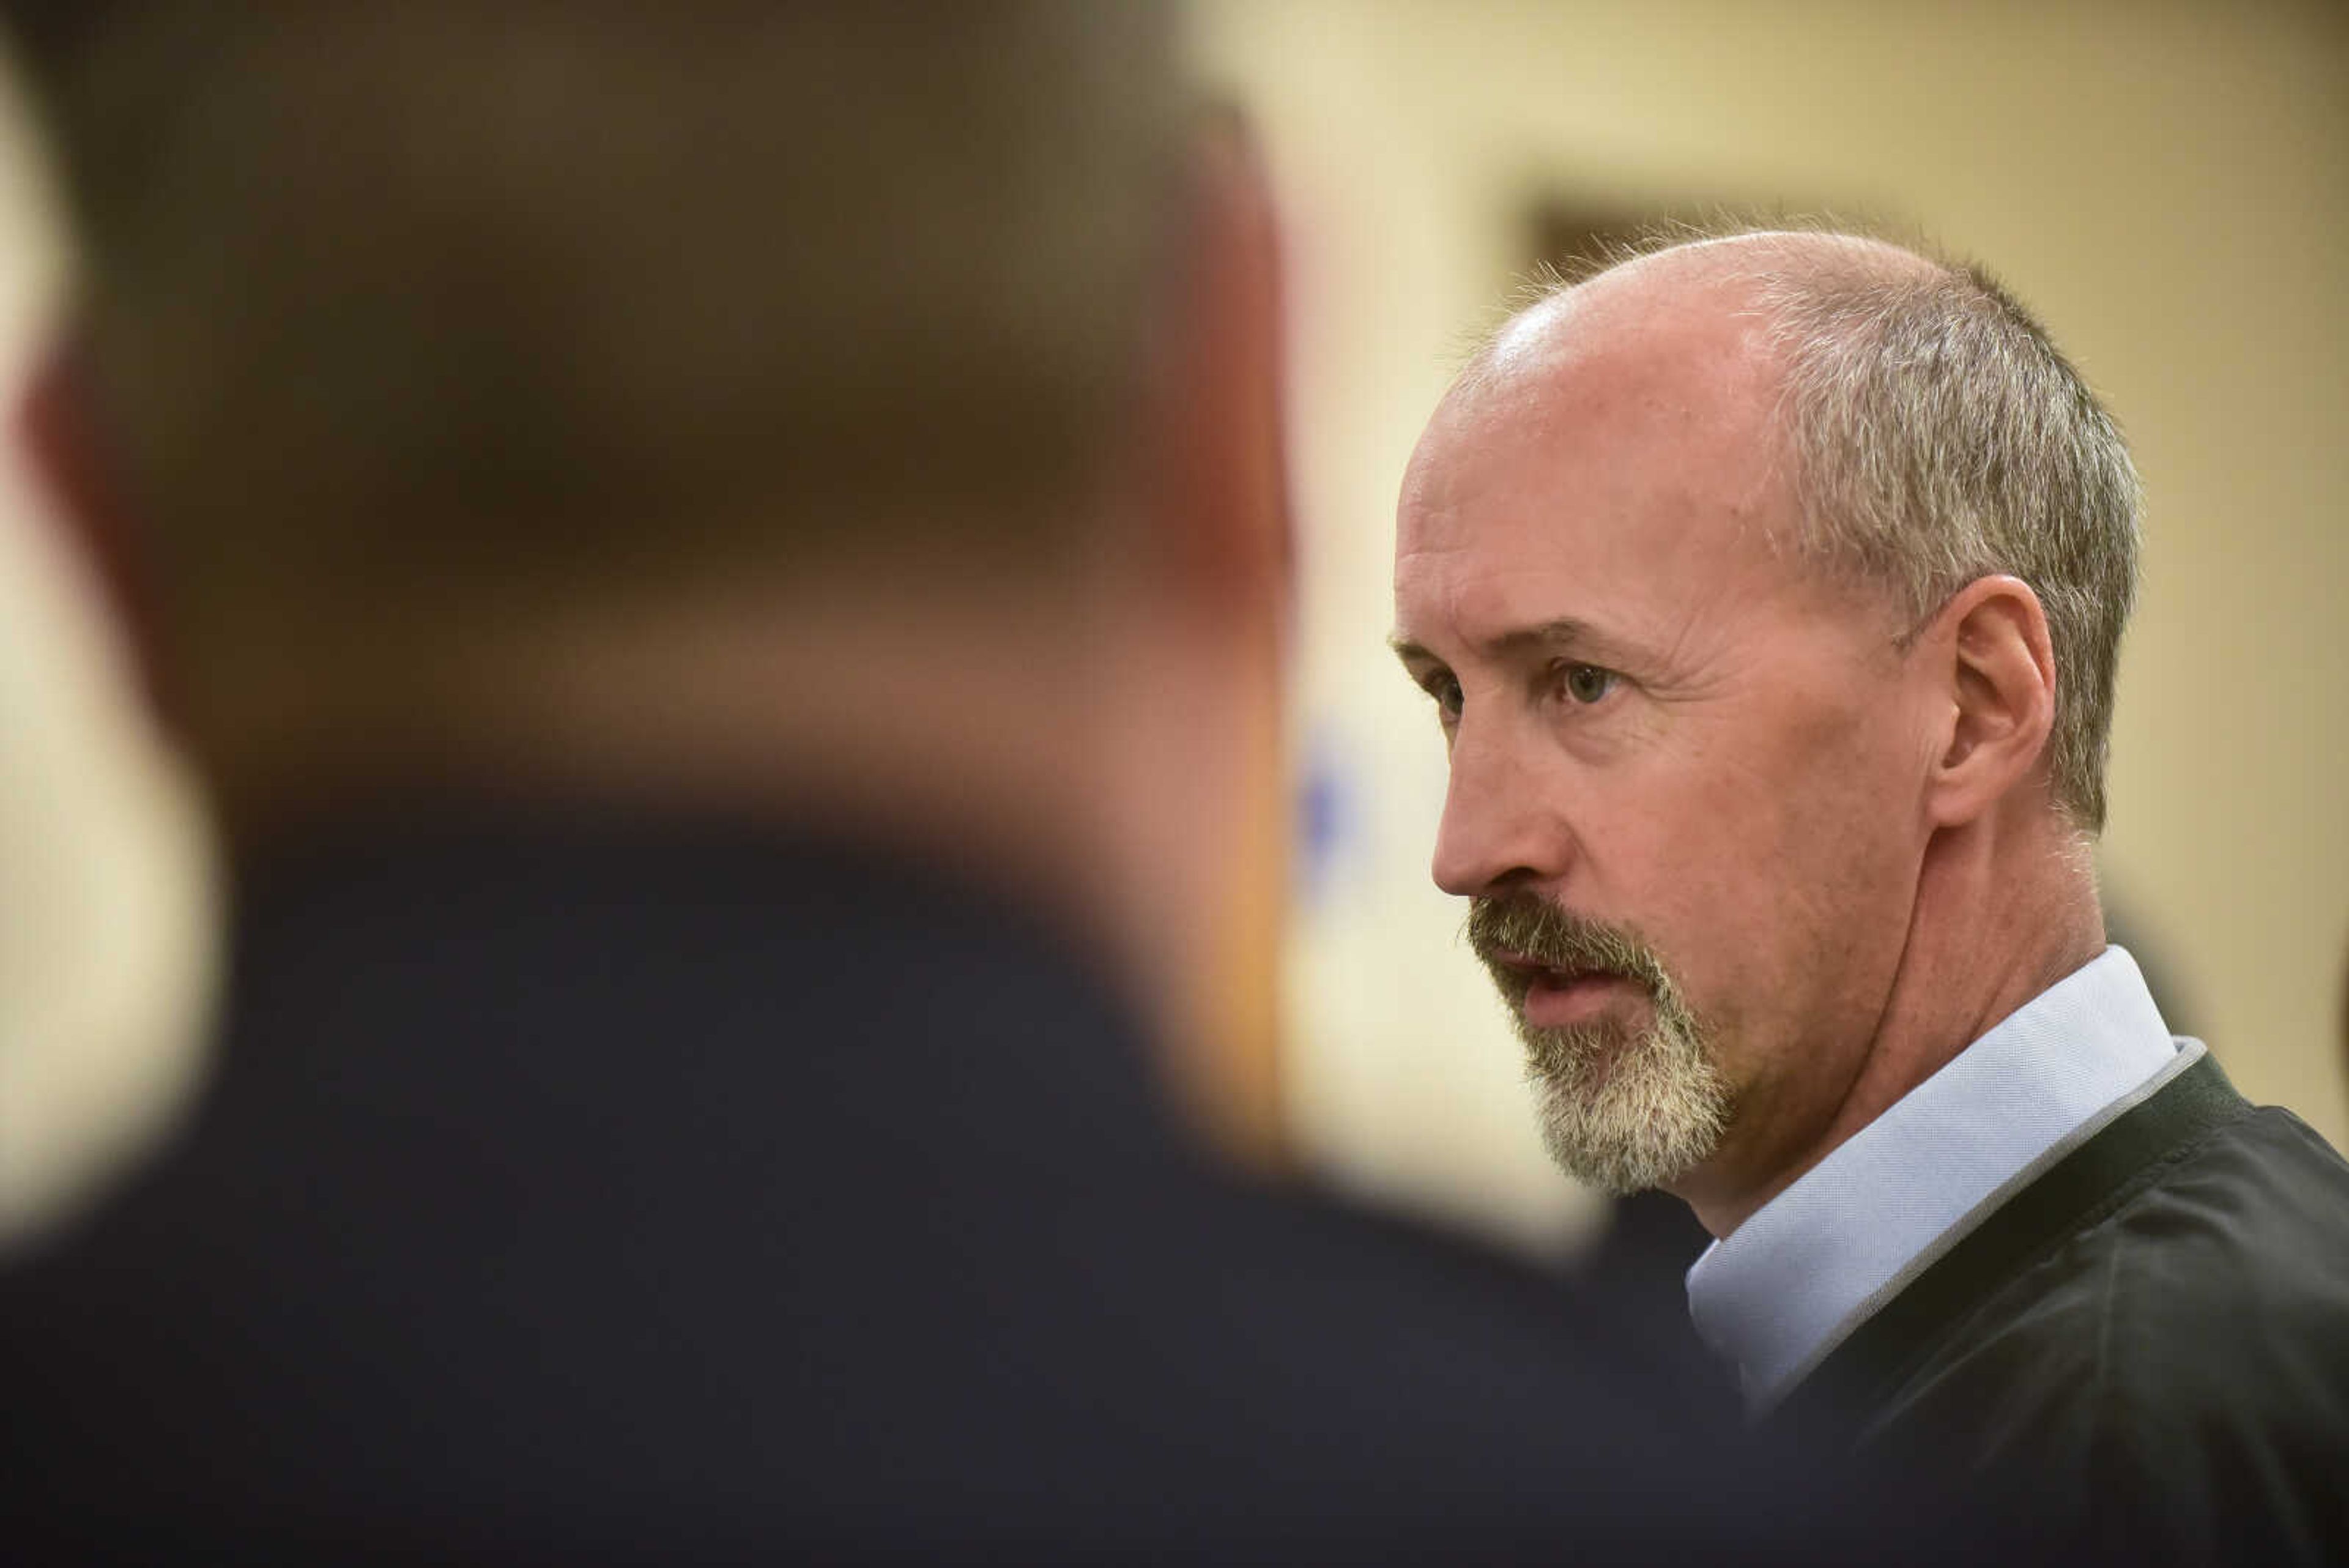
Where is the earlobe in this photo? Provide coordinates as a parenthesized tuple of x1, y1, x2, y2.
(1923, 574, 2057, 828)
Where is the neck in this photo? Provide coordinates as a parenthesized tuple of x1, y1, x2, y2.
(1683, 800, 2107, 1237)
(194, 550, 1288, 1165)
(205, 562, 1126, 946)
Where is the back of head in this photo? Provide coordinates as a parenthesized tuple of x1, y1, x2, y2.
(9, 0, 1307, 1187)
(7, 2, 1180, 722)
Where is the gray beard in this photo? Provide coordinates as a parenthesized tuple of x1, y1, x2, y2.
(1464, 894, 1733, 1194)
(1513, 1004, 1731, 1195)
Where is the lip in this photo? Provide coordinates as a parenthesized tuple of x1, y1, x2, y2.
(1488, 948, 1644, 1030)
(1526, 971, 1642, 1029)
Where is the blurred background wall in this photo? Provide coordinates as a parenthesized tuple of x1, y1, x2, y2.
(1193, 0, 2349, 1254)
(0, 4, 2342, 1258)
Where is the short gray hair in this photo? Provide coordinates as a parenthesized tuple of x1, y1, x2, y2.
(1542, 228, 2140, 831)
(1759, 237, 2139, 831)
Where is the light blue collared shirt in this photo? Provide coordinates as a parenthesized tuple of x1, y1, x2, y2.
(1683, 946, 2203, 1415)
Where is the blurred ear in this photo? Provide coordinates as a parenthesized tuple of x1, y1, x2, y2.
(1113, 110, 1296, 1170)
(1135, 105, 1292, 628)
(16, 342, 175, 731)
(1921, 574, 2057, 829)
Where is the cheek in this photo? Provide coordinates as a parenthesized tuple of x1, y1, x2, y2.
(1627, 705, 1924, 1025)
(1740, 732, 1926, 1036)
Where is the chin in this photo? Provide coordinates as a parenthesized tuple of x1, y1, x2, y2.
(1522, 1018, 1732, 1195)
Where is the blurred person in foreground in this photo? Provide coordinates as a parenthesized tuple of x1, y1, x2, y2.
(0, 8, 1934, 1562)
(1392, 228, 2349, 1563)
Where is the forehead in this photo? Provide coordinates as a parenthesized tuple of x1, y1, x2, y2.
(1395, 275, 1803, 645)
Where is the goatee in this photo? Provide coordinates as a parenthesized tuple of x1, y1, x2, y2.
(1466, 894, 1731, 1194)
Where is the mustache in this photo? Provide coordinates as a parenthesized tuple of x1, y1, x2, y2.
(1464, 894, 1671, 1000)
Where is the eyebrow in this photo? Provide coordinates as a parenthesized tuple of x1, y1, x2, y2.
(1387, 616, 1607, 669)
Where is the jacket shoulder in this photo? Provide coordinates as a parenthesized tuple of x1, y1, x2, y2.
(1873, 1105, 2349, 1562)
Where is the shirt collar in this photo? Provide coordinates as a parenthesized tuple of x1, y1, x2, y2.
(1683, 945, 2197, 1414)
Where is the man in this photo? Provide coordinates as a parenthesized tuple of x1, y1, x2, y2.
(0, 8, 1942, 1562)
(1392, 227, 2349, 1562)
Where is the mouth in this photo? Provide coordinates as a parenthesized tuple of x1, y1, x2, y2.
(1488, 948, 1646, 1029)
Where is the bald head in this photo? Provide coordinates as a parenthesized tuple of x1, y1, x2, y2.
(1461, 231, 1923, 396)
(1449, 228, 2139, 830)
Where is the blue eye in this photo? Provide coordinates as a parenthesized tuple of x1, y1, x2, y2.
(1562, 664, 1616, 704)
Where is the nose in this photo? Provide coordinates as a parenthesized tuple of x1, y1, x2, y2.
(1430, 715, 1573, 897)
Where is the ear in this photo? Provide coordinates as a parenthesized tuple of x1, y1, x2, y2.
(1105, 112, 1296, 1170)
(1132, 105, 1293, 630)
(16, 341, 177, 734)
(1921, 574, 2057, 829)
